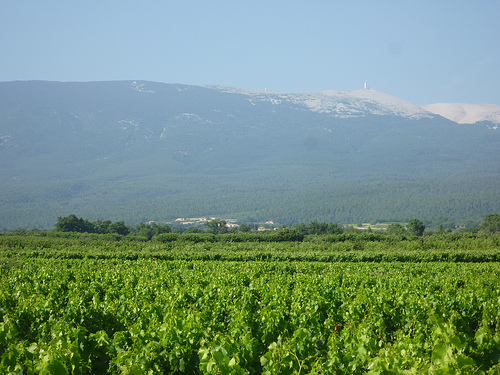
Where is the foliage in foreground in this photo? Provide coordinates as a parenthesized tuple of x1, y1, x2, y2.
(1, 257, 500, 374)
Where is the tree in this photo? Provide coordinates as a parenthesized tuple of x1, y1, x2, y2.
(406, 219, 425, 236)
(435, 224, 446, 235)
(386, 223, 406, 236)
(185, 227, 203, 233)
(109, 220, 130, 236)
(55, 214, 93, 233)
(326, 222, 344, 235)
(270, 228, 304, 242)
(307, 221, 328, 235)
(94, 219, 112, 234)
(481, 213, 500, 234)
(238, 223, 252, 233)
(135, 222, 171, 240)
(55, 215, 136, 236)
(204, 219, 228, 234)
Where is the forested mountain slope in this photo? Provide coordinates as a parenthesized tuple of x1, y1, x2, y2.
(0, 81, 499, 229)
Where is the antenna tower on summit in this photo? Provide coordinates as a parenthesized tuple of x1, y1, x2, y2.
(364, 80, 367, 89)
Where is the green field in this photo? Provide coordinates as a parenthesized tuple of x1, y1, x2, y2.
(1, 234, 500, 374)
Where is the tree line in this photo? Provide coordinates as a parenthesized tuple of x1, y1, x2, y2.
(49, 214, 500, 242)
(54, 214, 172, 240)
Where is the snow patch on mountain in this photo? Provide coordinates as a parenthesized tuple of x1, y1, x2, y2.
(421, 103, 500, 127)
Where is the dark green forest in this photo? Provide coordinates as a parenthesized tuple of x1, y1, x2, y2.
(2, 174, 499, 231)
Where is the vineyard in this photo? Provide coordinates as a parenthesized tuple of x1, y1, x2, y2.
(1, 234, 500, 373)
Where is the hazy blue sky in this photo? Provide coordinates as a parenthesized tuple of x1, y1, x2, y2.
(1, 1, 499, 104)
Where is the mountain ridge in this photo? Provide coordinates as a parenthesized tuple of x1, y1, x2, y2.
(4, 79, 500, 124)
(421, 103, 500, 126)
(163, 81, 500, 125)
(168, 82, 500, 124)
(206, 86, 435, 120)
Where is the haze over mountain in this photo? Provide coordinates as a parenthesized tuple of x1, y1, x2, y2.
(0, 80, 499, 229)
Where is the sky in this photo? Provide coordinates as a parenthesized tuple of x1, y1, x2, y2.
(1, 0, 499, 105)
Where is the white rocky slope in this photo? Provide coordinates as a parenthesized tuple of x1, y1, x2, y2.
(207, 85, 433, 120)
(292, 89, 432, 119)
(421, 103, 500, 127)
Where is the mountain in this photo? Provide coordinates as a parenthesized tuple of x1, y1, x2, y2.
(421, 103, 500, 128)
(0, 80, 499, 229)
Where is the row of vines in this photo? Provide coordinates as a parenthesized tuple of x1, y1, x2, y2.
(2, 234, 500, 263)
